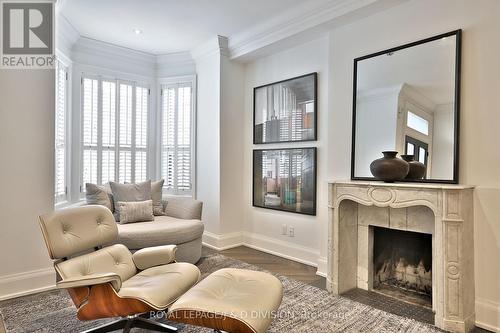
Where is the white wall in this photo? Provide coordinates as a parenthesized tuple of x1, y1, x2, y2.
(220, 56, 245, 235)
(431, 103, 454, 179)
(196, 51, 222, 236)
(355, 91, 399, 177)
(243, 37, 329, 266)
(0, 70, 56, 299)
(327, 0, 500, 330)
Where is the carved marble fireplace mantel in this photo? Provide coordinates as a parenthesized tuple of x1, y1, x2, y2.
(327, 181, 475, 333)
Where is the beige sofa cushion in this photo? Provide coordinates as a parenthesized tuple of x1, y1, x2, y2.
(151, 179, 165, 216)
(85, 183, 114, 212)
(164, 197, 203, 220)
(116, 216, 204, 249)
(116, 200, 154, 224)
(110, 180, 151, 221)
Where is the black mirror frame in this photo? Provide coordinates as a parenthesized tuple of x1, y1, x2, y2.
(350, 29, 462, 184)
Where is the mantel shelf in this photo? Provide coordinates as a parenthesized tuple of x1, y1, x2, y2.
(327, 180, 474, 190)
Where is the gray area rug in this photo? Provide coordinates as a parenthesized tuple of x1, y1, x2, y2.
(0, 253, 444, 333)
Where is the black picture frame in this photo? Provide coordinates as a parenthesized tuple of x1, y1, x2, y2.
(253, 147, 317, 216)
(351, 29, 462, 184)
(253, 72, 318, 144)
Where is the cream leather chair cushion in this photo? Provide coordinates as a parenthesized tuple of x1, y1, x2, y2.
(119, 262, 200, 309)
(39, 205, 118, 259)
(56, 244, 137, 282)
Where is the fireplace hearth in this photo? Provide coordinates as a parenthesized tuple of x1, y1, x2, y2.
(373, 227, 432, 308)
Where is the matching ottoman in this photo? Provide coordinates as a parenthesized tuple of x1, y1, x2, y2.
(168, 268, 283, 333)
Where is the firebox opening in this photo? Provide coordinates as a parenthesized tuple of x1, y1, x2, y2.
(373, 226, 432, 308)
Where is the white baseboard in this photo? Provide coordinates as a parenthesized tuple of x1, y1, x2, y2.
(204, 230, 320, 268)
(242, 232, 320, 268)
(316, 256, 328, 277)
(202, 231, 245, 250)
(0, 267, 56, 301)
(475, 298, 500, 332)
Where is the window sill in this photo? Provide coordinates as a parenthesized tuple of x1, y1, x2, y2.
(54, 199, 86, 210)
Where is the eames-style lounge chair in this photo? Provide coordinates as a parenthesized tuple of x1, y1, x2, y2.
(39, 205, 284, 333)
(38, 205, 200, 332)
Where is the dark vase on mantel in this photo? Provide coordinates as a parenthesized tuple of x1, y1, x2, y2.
(400, 154, 426, 180)
(370, 151, 409, 183)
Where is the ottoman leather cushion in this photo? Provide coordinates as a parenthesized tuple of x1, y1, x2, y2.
(168, 268, 283, 333)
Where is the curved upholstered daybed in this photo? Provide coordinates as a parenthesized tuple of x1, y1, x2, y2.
(115, 196, 204, 264)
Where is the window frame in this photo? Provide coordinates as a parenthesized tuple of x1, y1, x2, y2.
(158, 75, 197, 197)
(79, 73, 152, 194)
(54, 60, 70, 205)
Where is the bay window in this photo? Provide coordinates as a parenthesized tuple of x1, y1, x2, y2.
(54, 70, 196, 206)
(81, 76, 150, 190)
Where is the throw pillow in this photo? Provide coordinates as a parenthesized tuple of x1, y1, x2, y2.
(110, 180, 152, 221)
(116, 200, 154, 224)
(151, 179, 165, 216)
(85, 183, 114, 212)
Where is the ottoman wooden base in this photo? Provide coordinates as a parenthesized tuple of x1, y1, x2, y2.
(168, 268, 283, 333)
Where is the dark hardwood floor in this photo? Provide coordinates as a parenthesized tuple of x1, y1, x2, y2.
(204, 245, 326, 289)
(204, 246, 492, 333)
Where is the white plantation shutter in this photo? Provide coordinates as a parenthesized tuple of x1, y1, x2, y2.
(55, 61, 68, 203)
(135, 86, 148, 182)
(161, 82, 194, 195)
(82, 77, 98, 188)
(81, 76, 149, 190)
(118, 83, 133, 183)
(101, 80, 116, 184)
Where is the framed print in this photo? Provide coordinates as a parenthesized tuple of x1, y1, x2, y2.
(253, 73, 317, 144)
(253, 147, 316, 215)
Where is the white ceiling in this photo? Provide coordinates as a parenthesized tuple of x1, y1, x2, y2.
(59, 0, 306, 55)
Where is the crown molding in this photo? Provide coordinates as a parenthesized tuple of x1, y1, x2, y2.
(357, 84, 403, 100)
(156, 51, 196, 77)
(190, 35, 229, 61)
(56, 13, 80, 57)
(400, 83, 437, 111)
(74, 37, 156, 64)
(71, 37, 157, 76)
(156, 51, 194, 67)
(228, 0, 407, 61)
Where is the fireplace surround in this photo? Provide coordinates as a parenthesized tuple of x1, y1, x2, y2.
(327, 181, 475, 333)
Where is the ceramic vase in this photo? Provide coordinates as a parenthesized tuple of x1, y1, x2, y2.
(400, 154, 426, 180)
(370, 151, 409, 182)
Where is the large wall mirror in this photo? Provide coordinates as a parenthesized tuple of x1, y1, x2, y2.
(351, 30, 461, 183)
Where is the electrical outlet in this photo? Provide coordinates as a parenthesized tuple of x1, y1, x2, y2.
(289, 226, 295, 237)
(282, 224, 287, 235)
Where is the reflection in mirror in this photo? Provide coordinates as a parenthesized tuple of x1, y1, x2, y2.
(352, 31, 460, 182)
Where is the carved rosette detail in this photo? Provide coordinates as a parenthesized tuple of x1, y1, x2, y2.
(447, 263, 460, 277)
(367, 187, 396, 206)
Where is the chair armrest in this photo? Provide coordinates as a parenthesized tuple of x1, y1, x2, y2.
(57, 273, 122, 291)
(132, 245, 177, 270)
(163, 197, 203, 220)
